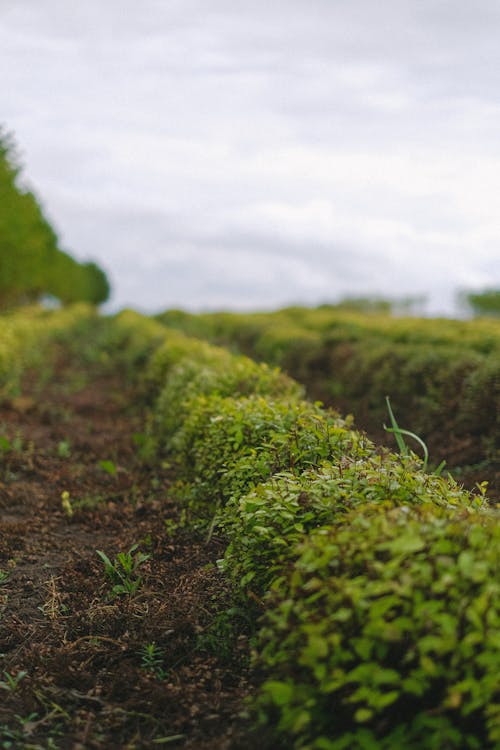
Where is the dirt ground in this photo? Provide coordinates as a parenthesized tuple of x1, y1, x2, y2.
(0, 354, 258, 749)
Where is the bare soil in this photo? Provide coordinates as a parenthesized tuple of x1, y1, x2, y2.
(0, 355, 258, 749)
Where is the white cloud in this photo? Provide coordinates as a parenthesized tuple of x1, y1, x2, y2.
(0, 0, 499, 313)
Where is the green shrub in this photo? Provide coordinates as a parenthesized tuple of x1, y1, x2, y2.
(168, 395, 356, 518)
(256, 504, 500, 749)
(132, 313, 496, 747)
(153, 352, 302, 444)
(220, 457, 480, 596)
(154, 306, 500, 485)
(0, 304, 96, 396)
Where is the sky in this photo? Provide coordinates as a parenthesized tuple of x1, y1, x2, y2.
(1, 0, 500, 314)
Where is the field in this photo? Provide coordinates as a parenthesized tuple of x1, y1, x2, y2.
(0, 306, 499, 749)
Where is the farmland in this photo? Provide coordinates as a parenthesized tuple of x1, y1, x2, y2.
(0, 305, 498, 748)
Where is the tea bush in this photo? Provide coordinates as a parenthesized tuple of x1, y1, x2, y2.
(168, 395, 357, 518)
(105, 312, 496, 747)
(256, 504, 500, 749)
(155, 306, 500, 487)
(219, 457, 480, 596)
(152, 347, 302, 443)
(0, 304, 96, 396)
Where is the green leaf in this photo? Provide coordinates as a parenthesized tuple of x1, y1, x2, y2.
(262, 680, 294, 706)
(98, 459, 117, 476)
(354, 707, 374, 723)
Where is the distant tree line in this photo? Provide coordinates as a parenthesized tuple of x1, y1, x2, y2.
(0, 128, 110, 309)
(463, 288, 500, 317)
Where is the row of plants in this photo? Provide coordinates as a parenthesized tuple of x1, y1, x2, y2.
(0, 303, 100, 398)
(155, 307, 500, 489)
(0, 128, 110, 308)
(108, 311, 498, 748)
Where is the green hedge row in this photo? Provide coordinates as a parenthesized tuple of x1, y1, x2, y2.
(94, 312, 499, 749)
(0, 304, 98, 397)
(258, 504, 500, 749)
(155, 307, 500, 491)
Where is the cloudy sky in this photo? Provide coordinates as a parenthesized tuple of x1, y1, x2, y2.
(2, 1, 500, 313)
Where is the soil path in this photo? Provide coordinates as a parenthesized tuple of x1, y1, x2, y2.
(0, 354, 253, 749)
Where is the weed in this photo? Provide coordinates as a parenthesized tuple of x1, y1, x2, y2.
(72, 493, 106, 511)
(384, 396, 446, 475)
(0, 670, 27, 692)
(0, 712, 62, 749)
(38, 576, 68, 620)
(60, 491, 73, 518)
(98, 459, 117, 476)
(57, 439, 71, 458)
(139, 643, 168, 679)
(96, 544, 151, 597)
(0, 570, 9, 586)
(0, 435, 11, 454)
(164, 518, 180, 537)
(132, 431, 159, 463)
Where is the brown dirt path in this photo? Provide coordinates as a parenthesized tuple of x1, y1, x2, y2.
(0, 357, 254, 749)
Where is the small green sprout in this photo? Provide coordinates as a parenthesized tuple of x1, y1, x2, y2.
(98, 459, 117, 476)
(96, 544, 151, 597)
(139, 642, 168, 679)
(0, 436, 11, 454)
(0, 670, 27, 691)
(0, 569, 10, 585)
(61, 490, 73, 517)
(57, 440, 71, 458)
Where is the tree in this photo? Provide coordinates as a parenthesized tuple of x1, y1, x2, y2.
(0, 126, 111, 308)
(463, 289, 500, 317)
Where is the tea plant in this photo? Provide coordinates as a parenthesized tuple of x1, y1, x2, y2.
(96, 544, 151, 597)
(256, 506, 500, 749)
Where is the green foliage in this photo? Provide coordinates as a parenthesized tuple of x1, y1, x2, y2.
(151, 345, 302, 447)
(169, 394, 358, 519)
(98, 459, 117, 476)
(0, 304, 97, 398)
(464, 288, 500, 317)
(96, 544, 151, 597)
(0, 127, 110, 308)
(124, 313, 495, 747)
(104, 310, 168, 377)
(0, 670, 27, 692)
(219, 455, 477, 596)
(255, 505, 500, 749)
(139, 642, 168, 679)
(155, 306, 500, 477)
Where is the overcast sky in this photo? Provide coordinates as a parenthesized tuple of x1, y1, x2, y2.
(2, 1, 500, 314)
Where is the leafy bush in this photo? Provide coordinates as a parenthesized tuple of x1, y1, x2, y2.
(166, 395, 358, 518)
(0, 304, 96, 396)
(256, 504, 500, 749)
(154, 306, 500, 487)
(122, 313, 496, 747)
(220, 457, 479, 596)
(155, 356, 300, 439)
